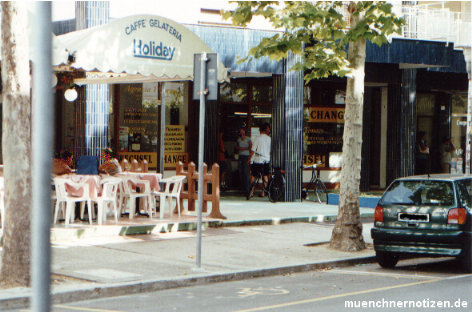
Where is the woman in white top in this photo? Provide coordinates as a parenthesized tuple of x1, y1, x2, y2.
(237, 127, 252, 195)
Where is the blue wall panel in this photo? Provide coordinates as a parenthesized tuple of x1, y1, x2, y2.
(272, 52, 304, 201)
(186, 25, 283, 74)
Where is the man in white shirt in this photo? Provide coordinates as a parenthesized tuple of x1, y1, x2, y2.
(249, 123, 271, 198)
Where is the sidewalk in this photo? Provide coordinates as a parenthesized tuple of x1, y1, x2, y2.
(0, 195, 376, 310)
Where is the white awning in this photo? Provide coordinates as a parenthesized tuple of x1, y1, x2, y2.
(54, 15, 228, 83)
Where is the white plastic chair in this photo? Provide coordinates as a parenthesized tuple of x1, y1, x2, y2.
(53, 177, 93, 225)
(120, 176, 154, 219)
(95, 177, 122, 225)
(154, 175, 186, 219)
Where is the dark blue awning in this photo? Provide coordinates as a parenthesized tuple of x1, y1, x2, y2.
(367, 38, 466, 74)
(187, 24, 467, 75)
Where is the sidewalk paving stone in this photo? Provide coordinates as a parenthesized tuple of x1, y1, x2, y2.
(0, 195, 376, 310)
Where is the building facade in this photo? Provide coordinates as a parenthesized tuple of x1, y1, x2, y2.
(44, 1, 470, 201)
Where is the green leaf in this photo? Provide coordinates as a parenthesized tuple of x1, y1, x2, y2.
(224, 0, 403, 82)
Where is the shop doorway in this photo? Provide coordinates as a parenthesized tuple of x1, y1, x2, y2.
(368, 88, 382, 188)
(218, 79, 272, 190)
(416, 93, 437, 173)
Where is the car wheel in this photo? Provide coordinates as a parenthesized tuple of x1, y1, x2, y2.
(376, 251, 399, 268)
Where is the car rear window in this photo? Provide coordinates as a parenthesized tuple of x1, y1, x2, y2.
(456, 179, 472, 208)
(381, 180, 454, 206)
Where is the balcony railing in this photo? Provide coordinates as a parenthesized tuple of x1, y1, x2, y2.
(399, 5, 471, 48)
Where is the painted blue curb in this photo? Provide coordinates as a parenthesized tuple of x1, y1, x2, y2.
(328, 194, 380, 208)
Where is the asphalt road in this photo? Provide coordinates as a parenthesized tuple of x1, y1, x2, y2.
(31, 257, 471, 312)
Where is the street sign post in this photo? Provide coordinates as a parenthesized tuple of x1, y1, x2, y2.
(193, 52, 218, 269)
(193, 53, 218, 101)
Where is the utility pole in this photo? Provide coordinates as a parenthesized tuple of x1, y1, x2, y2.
(31, 2, 53, 311)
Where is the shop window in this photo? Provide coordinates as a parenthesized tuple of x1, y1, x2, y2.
(417, 94, 435, 116)
(164, 82, 185, 125)
(251, 104, 272, 131)
(304, 86, 311, 105)
(163, 82, 188, 169)
(335, 90, 346, 105)
(303, 86, 345, 167)
(252, 85, 272, 103)
(220, 82, 248, 103)
(118, 83, 159, 166)
(219, 80, 273, 137)
(416, 94, 435, 165)
(57, 90, 76, 157)
(451, 94, 467, 173)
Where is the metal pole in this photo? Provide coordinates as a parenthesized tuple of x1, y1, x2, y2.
(31, 2, 52, 311)
(159, 83, 166, 174)
(196, 53, 208, 268)
(466, 48, 472, 174)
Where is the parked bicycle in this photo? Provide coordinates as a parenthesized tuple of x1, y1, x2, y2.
(247, 166, 285, 202)
(302, 164, 328, 204)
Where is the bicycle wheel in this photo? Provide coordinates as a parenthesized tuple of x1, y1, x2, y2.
(303, 182, 315, 201)
(314, 179, 328, 204)
(268, 174, 285, 202)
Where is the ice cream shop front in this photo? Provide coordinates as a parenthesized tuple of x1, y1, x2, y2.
(53, 14, 227, 173)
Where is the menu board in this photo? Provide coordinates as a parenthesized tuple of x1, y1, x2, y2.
(303, 107, 344, 167)
(164, 125, 187, 168)
(119, 84, 159, 152)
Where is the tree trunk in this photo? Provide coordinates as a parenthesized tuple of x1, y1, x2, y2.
(329, 7, 366, 252)
(0, 2, 32, 287)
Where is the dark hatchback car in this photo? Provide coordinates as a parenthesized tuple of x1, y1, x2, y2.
(371, 174, 472, 271)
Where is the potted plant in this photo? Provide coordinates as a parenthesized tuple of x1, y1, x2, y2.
(166, 87, 183, 125)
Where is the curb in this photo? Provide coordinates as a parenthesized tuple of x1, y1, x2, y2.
(0, 255, 377, 310)
(50, 213, 375, 239)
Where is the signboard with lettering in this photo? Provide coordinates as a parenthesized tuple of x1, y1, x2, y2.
(303, 106, 345, 167)
(303, 154, 327, 167)
(142, 83, 159, 107)
(125, 17, 182, 64)
(306, 107, 344, 123)
(164, 152, 188, 169)
(118, 151, 188, 169)
(119, 84, 159, 153)
(61, 15, 227, 85)
(165, 125, 185, 153)
(119, 152, 158, 169)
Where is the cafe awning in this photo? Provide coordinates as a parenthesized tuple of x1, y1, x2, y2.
(54, 14, 229, 83)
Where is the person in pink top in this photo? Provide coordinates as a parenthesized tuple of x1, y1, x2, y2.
(218, 131, 228, 191)
(53, 151, 73, 176)
(99, 148, 122, 176)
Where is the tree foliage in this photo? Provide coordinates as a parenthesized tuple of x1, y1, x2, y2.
(225, 1, 404, 251)
(223, 1, 404, 82)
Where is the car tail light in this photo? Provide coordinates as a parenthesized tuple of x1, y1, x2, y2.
(447, 208, 467, 225)
(374, 205, 384, 222)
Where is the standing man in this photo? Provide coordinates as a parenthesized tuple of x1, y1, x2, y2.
(248, 123, 271, 198)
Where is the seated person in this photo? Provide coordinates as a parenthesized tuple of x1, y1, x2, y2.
(52, 151, 73, 176)
(98, 148, 122, 176)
